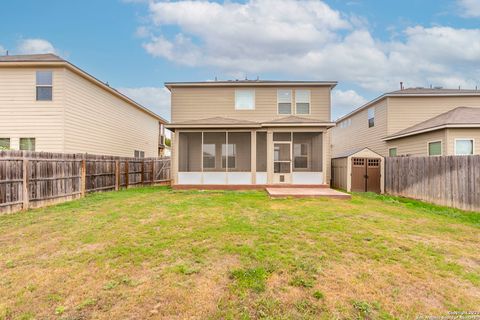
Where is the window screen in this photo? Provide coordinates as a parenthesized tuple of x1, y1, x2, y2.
(295, 90, 310, 114)
(455, 139, 473, 155)
(278, 90, 292, 114)
(36, 71, 53, 101)
(20, 138, 35, 151)
(0, 138, 10, 150)
(428, 141, 442, 156)
(235, 90, 255, 110)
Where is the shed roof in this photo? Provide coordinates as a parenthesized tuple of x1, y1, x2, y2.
(332, 147, 383, 159)
(385, 107, 480, 140)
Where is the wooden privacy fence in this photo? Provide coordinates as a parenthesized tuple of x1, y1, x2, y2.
(385, 155, 480, 212)
(0, 150, 170, 214)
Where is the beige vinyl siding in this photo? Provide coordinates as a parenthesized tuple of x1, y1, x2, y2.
(387, 129, 447, 157)
(331, 100, 388, 157)
(387, 96, 480, 135)
(171, 86, 331, 123)
(0, 67, 64, 152)
(445, 128, 480, 155)
(63, 69, 159, 157)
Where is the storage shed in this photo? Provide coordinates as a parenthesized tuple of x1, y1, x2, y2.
(331, 147, 384, 193)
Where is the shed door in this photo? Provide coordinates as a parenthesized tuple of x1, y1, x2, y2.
(351, 158, 366, 192)
(351, 157, 381, 193)
(366, 158, 381, 193)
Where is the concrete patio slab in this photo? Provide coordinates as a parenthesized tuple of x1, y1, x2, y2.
(266, 187, 351, 199)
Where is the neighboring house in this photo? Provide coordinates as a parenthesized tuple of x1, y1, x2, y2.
(165, 80, 337, 187)
(0, 54, 168, 157)
(331, 88, 480, 158)
(385, 107, 480, 156)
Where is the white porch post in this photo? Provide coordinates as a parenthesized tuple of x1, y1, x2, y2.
(251, 130, 256, 184)
(172, 131, 179, 185)
(266, 130, 273, 184)
(322, 129, 329, 185)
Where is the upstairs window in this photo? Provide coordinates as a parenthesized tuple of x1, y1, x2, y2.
(20, 138, 35, 151)
(368, 107, 375, 128)
(0, 138, 10, 150)
(455, 139, 474, 155)
(36, 71, 53, 101)
(295, 90, 310, 114)
(428, 141, 442, 156)
(235, 89, 255, 110)
(278, 90, 292, 114)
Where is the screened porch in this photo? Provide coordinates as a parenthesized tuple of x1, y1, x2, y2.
(176, 130, 325, 185)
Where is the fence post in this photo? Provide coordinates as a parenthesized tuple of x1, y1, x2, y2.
(141, 160, 145, 186)
(125, 160, 129, 188)
(115, 160, 120, 191)
(81, 159, 86, 197)
(22, 158, 29, 211)
(152, 160, 156, 185)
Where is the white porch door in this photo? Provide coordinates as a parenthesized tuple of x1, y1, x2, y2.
(273, 142, 292, 184)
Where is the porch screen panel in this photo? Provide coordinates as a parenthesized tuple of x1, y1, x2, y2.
(292, 132, 322, 172)
(203, 132, 226, 172)
(256, 132, 267, 172)
(227, 132, 251, 172)
(179, 132, 202, 172)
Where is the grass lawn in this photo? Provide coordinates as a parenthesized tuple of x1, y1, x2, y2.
(0, 187, 479, 319)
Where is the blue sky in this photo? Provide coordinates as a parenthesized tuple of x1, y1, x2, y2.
(1, 0, 479, 120)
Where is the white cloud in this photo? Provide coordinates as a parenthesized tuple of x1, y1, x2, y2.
(17, 38, 57, 55)
(331, 89, 368, 120)
(0, 45, 6, 55)
(140, 0, 480, 93)
(118, 87, 171, 121)
(458, 0, 480, 17)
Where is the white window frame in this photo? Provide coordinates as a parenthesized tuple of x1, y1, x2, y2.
(295, 90, 310, 115)
(388, 147, 398, 157)
(454, 138, 475, 155)
(19, 137, 36, 151)
(277, 89, 293, 115)
(427, 140, 442, 156)
(36, 70, 53, 101)
(293, 142, 309, 169)
(235, 89, 255, 110)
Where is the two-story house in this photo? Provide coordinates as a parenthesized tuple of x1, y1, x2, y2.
(166, 80, 337, 187)
(0, 54, 168, 157)
(331, 88, 480, 158)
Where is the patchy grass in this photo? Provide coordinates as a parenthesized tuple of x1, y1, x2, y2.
(0, 186, 479, 319)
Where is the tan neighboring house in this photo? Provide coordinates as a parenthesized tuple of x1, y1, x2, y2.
(165, 80, 337, 187)
(0, 54, 168, 157)
(331, 88, 480, 158)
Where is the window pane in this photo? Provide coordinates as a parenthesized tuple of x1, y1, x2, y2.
(235, 90, 255, 110)
(368, 107, 375, 119)
(274, 144, 290, 161)
(203, 131, 227, 172)
(273, 132, 291, 141)
(274, 162, 290, 173)
(278, 103, 291, 114)
(278, 90, 291, 103)
(256, 132, 267, 172)
(455, 140, 473, 155)
(20, 138, 35, 151)
(296, 102, 310, 114)
(203, 144, 216, 169)
(36, 71, 52, 86)
(178, 132, 202, 172)
(368, 117, 375, 128)
(294, 157, 308, 168)
(294, 143, 307, 156)
(295, 90, 310, 103)
(428, 142, 442, 156)
(222, 144, 236, 169)
(228, 132, 251, 172)
(389, 148, 397, 157)
(0, 138, 10, 149)
(36, 87, 52, 101)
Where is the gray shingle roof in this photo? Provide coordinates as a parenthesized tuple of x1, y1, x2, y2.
(385, 107, 480, 140)
(0, 53, 63, 62)
(263, 115, 330, 124)
(388, 88, 480, 95)
(172, 117, 259, 126)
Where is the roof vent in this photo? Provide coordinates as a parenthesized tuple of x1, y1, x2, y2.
(434, 86, 443, 90)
